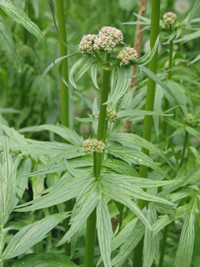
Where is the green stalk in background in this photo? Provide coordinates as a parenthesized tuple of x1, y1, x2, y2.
(56, 0, 69, 127)
(133, 1, 160, 266)
(56, 0, 72, 256)
(84, 54, 111, 267)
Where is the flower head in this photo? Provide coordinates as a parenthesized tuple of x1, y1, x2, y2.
(93, 26, 123, 53)
(82, 139, 105, 153)
(117, 46, 138, 66)
(79, 34, 97, 53)
(163, 12, 177, 25)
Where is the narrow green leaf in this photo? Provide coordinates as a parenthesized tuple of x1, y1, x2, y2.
(11, 252, 78, 267)
(107, 145, 170, 179)
(106, 66, 131, 105)
(174, 213, 195, 267)
(15, 174, 95, 212)
(118, 109, 172, 119)
(112, 219, 144, 266)
(56, 182, 99, 246)
(102, 179, 174, 206)
(0, 21, 21, 71)
(18, 124, 83, 145)
(69, 55, 95, 88)
(0, 138, 21, 226)
(193, 211, 200, 267)
(0, 0, 45, 44)
(104, 159, 139, 176)
(152, 204, 190, 235)
(1, 212, 70, 260)
(101, 173, 179, 188)
(143, 205, 160, 267)
(108, 132, 172, 167)
(97, 194, 113, 267)
(42, 53, 80, 78)
(91, 62, 100, 89)
(101, 184, 152, 230)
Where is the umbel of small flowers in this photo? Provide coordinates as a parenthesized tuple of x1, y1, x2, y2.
(79, 26, 139, 67)
(96, 108, 118, 123)
(82, 139, 105, 153)
(79, 26, 123, 54)
(117, 46, 138, 66)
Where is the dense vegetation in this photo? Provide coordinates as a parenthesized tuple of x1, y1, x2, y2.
(0, 0, 200, 266)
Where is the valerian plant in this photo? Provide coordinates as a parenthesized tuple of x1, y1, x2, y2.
(0, 23, 180, 267)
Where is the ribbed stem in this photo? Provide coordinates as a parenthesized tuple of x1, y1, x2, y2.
(56, 0, 69, 127)
(56, 0, 72, 256)
(133, 1, 160, 266)
(179, 131, 189, 167)
(94, 53, 111, 178)
(84, 209, 97, 267)
(158, 225, 169, 267)
(84, 54, 111, 267)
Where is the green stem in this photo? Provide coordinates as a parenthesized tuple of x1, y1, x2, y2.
(162, 39, 173, 136)
(84, 53, 111, 267)
(56, 0, 69, 127)
(94, 54, 111, 178)
(179, 130, 189, 167)
(56, 0, 72, 256)
(84, 209, 97, 267)
(134, 0, 160, 266)
(158, 225, 169, 267)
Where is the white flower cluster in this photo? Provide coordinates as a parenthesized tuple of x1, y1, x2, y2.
(82, 139, 105, 153)
(106, 108, 118, 122)
(93, 26, 123, 53)
(79, 26, 123, 54)
(117, 46, 138, 66)
(79, 34, 97, 53)
(163, 12, 177, 25)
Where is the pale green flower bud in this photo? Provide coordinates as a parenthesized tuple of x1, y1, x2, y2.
(163, 12, 177, 25)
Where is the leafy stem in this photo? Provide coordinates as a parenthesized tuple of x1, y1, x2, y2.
(84, 53, 111, 267)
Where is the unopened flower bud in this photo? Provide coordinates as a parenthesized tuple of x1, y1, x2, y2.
(106, 109, 118, 122)
(163, 12, 177, 25)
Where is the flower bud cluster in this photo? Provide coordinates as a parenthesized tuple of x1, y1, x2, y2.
(183, 114, 196, 126)
(106, 109, 118, 122)
(117, 46, 138, 66)
(96, 108, 118, 123)
(163, 12, 177, 25)
(79, 34, 97, 53)
(93, 26, 123, 53)
(82, 139, 105, 153)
